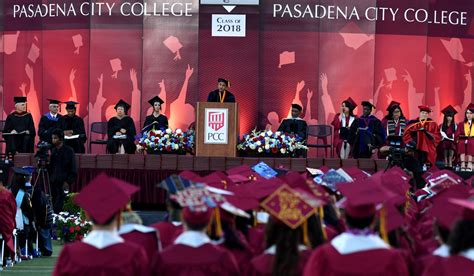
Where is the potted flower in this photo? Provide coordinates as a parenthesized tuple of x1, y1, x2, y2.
(136, 128, 194, 155)
(237, 129, 307, 157)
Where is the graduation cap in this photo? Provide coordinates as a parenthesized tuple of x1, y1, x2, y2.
(448, 197, 474, 221)
(260, 184, 318, 230)
(361, 101, 374, 109)
(203, 171, 235, 190)
(148, 96, 164, 107)
(64, 101, 79, 110)
(429, 184, 472, 229)
(114, 99, 131, 111)
(441, 105, 457, 116)
(292, 103, 303, 112)
(171, 184, 224, 226)
(383, 202, 406, 233)
(337, 177, 395, 218)
(178, 171, 205, 183)
(47, 99, 61, 105)
(467, 103, 474, 112)
(218, 78, 230, 87)
(386, 101, 401, 112)
(418, 105, 432, 112)
(14, 97, 27, 104)
(12, 167, 31, 176)
(157, 174, 196, 195)
(344, 97, 357, 110)
(74, 173, 138, 225)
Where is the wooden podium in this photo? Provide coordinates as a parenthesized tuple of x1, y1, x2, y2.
(195, 102, 239, 157)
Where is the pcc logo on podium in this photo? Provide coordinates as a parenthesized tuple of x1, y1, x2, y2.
(205, 108, 228, 144)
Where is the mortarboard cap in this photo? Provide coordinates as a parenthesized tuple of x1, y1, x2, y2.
(448, 197, 474, 221)
(228, 164, 262, 182)
(337, 177, 395, 218)
(429, 184, 472, 229)
(386, 101, 401, 112)
(441, 105, 457, 116)
(279, 171, 313, 195)
(361, 101, 374, 109)
(218, 78, 229, 87)
(384, 68, 397, 82)
(260, 184, 318, 229)
(467, 103, 474, 112)
(14, 97, 27, 104)
(341, 167, 370, 181)
(74, 173, 138, 225)
(114, 99, 131, 111)
(292, 103, 303, 112)
(203, 171, 235, 190)
(21, 166, 35, 176)
(179, 171, 205, 183)
(48, 99, 61, 105)
(344, 97, 357, 110)
(13, 167, 31, 176)
(158, 175, 196, 195)
(72, 34, 83, 48)
(384, 202, 406, 233)
(27, 43, 40, 64)
(64, 101, 79, 110)
(148, 96, 164, 106)
(418, 105, 432, 112)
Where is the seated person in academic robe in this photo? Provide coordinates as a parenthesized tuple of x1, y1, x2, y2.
(48, 129, 77, 214)
(53, 173, 149, 276)
(348, 101, 386, 158)
(422, 198, 474, 276)
(106, 99, 137, 154)
(379, 101, 407, 158)
(403, 105, 441, 167)
(278, 103, 308, 141)
(303, 178, 410, 276)
(0, 162, 16, 259)
(3, 97, 36, 154)
(118, 207, 161, 261)
(250, 185, 325, 276)
(207, 78, 236, 103)
(62, 101, 86, 153)
(10, 168, 36, 258)
(331, 97, 357, 159)
(38, 99, 64, 144)
(143, 96, 168, 132)
(151, 185, 240, 276)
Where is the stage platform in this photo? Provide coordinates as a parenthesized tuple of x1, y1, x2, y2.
(10, 153, 471, 206)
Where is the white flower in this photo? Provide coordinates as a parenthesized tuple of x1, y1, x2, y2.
(256, 141, 261, 146)
(275, 131, 281, 136)
(266, 130, 273, 136)
(173, 144, 179, 150)
(280, 148, 286, 154)
(258, 147, 263, 153)
(264, 144, 270, 150)
(249, 144, 256, 150)
(176, 129, 182, 134)
(259, 132, 265, 137)
(166, 128, 172, 134)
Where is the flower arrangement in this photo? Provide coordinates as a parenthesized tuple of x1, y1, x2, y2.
(136, 128, 195, 154)
(52, 212, 92, 243)
(237, 129, 307, 157)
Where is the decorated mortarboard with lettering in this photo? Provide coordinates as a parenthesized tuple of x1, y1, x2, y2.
(157, 174, 196, 195)
(260, 184, 317, 229)
(251, 162, 278, 179)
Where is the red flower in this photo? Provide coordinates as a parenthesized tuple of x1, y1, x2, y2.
(76, 226, 81, 231)
(271, 147, 278, 153)
(69, 226, 75, 233)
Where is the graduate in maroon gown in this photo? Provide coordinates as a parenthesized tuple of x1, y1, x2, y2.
(303, 177, 409, 276)
(454, 103, 474, 171)
(422, 197, 474, 276)
(53, 173, 149, 276)
(0, 163, 16, 259)
(404, 105, 441, 167)
(151, 184, 239, 276)
(438, 105, 458, 169)
(331, 97, 357, 159)
(249, 184, 325, 276)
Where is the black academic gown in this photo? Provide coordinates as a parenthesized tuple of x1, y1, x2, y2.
(38, 113, 64, 144)
(278, 118, 308, 140)
(348, 115, 386, 158)
(49, 144, 77, 213)
(207, 89, 236, 103)
(143, 114, 169, 132)
(3, 111, 36, 153)
(62, 115, 87, 153)
(107, 116, 136, 154)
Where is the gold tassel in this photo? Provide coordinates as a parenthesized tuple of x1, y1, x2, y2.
(207, 211, 214, 236)
(253, 211, 257, 227)
(404, 191, 410, 215)
(319, 206, 328, 241)
(379, 206, 389, 243)
(215, 208, 223, 238)
(302, 221, 310, 247)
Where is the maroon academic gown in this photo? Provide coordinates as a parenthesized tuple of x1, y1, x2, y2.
(303, 233, 409, 276)
(150, 221, 183, 249)
(331, 113, 356, 158)
(403, 119, 441, 165)
(0, 187, 16, 254)
(151, 231, 240, 276)
(249, 246, 312, 276)
(422, 253, 474, 276)
(119, 224, 161, 260)
(53, 231, 149, 276)
(455, 121, 474, 155)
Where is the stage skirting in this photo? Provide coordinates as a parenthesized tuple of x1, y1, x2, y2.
(12, 154, 390, 206)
